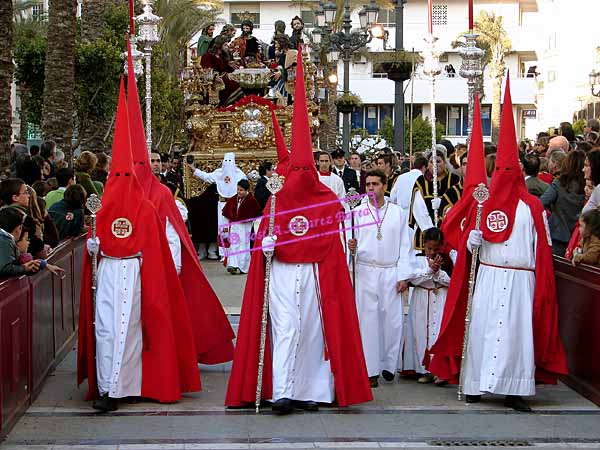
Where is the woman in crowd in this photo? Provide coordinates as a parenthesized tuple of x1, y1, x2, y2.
(74, 151, 101, 198)
(541, 149, 586, 255)
(91, 152, 110, 186)
(29, 185, 59, 249)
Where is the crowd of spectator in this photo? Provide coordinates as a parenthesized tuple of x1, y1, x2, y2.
(0, 141, 107, 278)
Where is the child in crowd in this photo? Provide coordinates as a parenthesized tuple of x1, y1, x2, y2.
(221, 179, 261, 275)
(572, 208, 600, 267)
(406, 227, 453, 385)
(0, 207, 64, 278)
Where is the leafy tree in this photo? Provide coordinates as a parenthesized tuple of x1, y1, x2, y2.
(379, 115, 443, 154)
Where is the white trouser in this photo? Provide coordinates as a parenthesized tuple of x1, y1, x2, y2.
(217, 200, 230, 258)
(355, 262, 403, 377)
(95, 258, 142, 398)
(269, 260, 335, 403)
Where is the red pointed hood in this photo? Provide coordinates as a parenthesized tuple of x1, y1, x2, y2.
(263, 46, 341, 263)
(482, 73, 529, 242)
(96, 77, 146, 257)
(441, 93, 487, 250)
(127, 39, 154, 195)
(271, 109, 289, 177)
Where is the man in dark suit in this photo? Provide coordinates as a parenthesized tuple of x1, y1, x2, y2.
(522, 153, 549, 197)
(254, 161, 273, 210)
(331, 149, 359, 193)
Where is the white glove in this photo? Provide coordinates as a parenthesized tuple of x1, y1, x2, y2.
(467, 230, 483, 250)
(431, 197, 441, 211)
(261, 235, 277, 256)
(86, 237, 100, 256)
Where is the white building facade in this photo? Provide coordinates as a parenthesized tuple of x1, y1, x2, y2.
(209, 0, 541, 145)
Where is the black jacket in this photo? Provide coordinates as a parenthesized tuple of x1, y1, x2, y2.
(254, 176, 270, 211)
(0, 231, 27, 277)
(49, 200, 85, 241)
(332, 166, 359, 192)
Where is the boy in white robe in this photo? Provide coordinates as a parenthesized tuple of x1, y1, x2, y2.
(406, 227, 451, 384)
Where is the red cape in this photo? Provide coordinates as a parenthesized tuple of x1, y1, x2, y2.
(125, 43, 235, 365)
(222, 193, 262, 222)
(150, 181, 236, 364)
(225, 218, 372, 407)
(77, 201, 202, 401)
(428, 196, 568, 384)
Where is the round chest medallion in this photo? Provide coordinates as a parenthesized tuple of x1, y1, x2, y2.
(288, 215, 310, 237)
(111, 218, 133, 239)
(486, 210, 508, 233)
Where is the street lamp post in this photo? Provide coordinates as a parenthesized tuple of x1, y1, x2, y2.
(313, 0, 380, 156)
(393, 0, 407, 154)
(122, 36, 145, 79)
(420, 29, 441, 225)
(135, 0, 161, 154)
(459, 33, 484, 148)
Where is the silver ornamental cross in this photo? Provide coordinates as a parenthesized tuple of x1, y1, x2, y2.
(472, 183, 490, 205)
(86, 194, 102, 215)
(266, 174, 285, 195)
(345, 187, 362, 210)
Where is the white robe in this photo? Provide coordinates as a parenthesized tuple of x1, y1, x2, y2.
(389, 169, 433, 372)
(353, 200, 409, 377)
(269, 259, 335, 403)
(95, 257, 143, 398)
(193, 166, 247, 258)
(406, 255, 450, 374)
(225, 219, 253, 274)
(463, 200, 538, 397)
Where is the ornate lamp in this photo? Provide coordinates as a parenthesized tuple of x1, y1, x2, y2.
(122, 37, 145, 78)
(135, 0, 162, 153)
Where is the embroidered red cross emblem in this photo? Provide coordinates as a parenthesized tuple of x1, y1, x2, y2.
(289, 215, 309, 236)
(486, 211, 508, 232)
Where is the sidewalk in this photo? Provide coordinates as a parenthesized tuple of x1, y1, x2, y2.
(2, 261, 599, 450)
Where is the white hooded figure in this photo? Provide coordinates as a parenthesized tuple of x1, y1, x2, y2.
(190, 152, 247, 259)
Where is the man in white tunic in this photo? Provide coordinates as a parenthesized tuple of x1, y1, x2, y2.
(348, 169, 410, 387)
(188, 153, 246, 258)
(317, 151, 346, 200)
(429, 77, 567, 412)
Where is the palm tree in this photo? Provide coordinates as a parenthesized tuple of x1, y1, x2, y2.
(81, 0, 107, 42)
(0, 0, 15, 164)
(473, 11, 511, 144)
(41, 0, 77, 157)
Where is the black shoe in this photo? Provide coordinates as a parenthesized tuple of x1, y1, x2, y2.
(504, 395, 532, 412)
(369, 376, 379, 388)
(272, 398, 293, 415)
(293, 400, 319, 412)
(381, 370, 395, 382)
(465, 394, 481, 404)
(92, 394, 118, 412)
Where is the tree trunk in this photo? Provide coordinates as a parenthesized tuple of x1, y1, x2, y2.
(490, 63, 504, 144)
(81, 0, 106, 42)
(18, 85, 29, 144)
(42, 0, 77, 160)
(0, 0, 14, 167)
